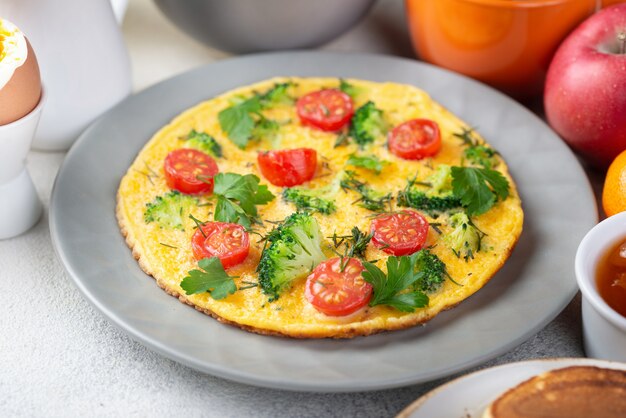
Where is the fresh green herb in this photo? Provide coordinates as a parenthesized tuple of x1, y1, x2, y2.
(450, 167, 509, 216)
(362, 256, 429, 312)
(334, 132, 350, 148)
(346, 153, 387, 174)
(339, 79, 364, 99)
(213, 173, 275, 228)
(183, 129, 223, 158)
(329, 226, 372, 260)
(159, 242, 178, 249)
(218, 83, 293, 148)
(180, 257, 237, 299)
(349, 101, 387, 148)
(144, 190, 197, 230)
(340, 170, 392, 212)
(218, 96, 261, 148)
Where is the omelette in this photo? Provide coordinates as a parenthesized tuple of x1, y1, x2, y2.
(116, 77, 523, 338)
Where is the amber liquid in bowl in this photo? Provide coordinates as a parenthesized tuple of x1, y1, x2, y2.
(596, 239, 626, 318)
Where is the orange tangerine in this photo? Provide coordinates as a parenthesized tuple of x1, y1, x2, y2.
(603, 149, 626, 217)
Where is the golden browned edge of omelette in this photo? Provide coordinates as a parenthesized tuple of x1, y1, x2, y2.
(116, 77, 523, 339)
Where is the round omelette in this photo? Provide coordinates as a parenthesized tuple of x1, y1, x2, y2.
(116, 77, 523, 338)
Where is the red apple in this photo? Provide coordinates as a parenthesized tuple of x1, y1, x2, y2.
(544, 4, 626, 168)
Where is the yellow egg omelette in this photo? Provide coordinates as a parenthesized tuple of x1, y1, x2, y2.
(116, 77, 523, 338)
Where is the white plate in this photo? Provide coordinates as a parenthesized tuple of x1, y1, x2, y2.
(397, 358, 626, 418)
(50, 51, 598, 392)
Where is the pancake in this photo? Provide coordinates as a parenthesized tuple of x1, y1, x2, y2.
(116, 77, 523, 338)
(483, 366, 626, 418)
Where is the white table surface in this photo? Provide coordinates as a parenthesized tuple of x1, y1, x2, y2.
(1, 0, 588, 416)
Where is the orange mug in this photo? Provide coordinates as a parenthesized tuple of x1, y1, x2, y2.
(405, 0, 600, 98)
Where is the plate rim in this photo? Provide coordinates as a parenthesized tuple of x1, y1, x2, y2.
(49, 50, 597, 392)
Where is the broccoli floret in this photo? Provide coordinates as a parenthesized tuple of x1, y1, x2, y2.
(258, 212, 327, 300)
(184, 130, 222, 158)
(349, 101, 387, 148)
(397, 165, 462, 215)
(282, 187, 336, 215)
(411, 249, 450, 293)
(144, 190, 197, 230)
(252, 117, 281, 145)
(261, 82, 294, 106)
(429, 164, 453, 194)
(453, 127, 499, 169)
(397, 191, 462, 214)
(282, 175, 341, 215)
(445, 212, 485, 261)
(464, 145, 498, 169)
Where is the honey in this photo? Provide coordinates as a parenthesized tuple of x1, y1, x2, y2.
(596, 239, 626, 317)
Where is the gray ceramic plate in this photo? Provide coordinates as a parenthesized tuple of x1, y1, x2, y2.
(50, 52, 597, 392)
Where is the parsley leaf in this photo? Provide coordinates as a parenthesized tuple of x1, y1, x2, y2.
(362, 256, 429, 312)
(218, 104, 256, 148)
(218, 84, 292, 149)
(346, 153, 387, 174)
(213, 173, 275, 228)
(180, 257, 237, 300)
(451, 167, 510, 216)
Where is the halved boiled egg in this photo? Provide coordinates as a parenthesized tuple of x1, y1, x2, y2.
(0, 17, 41, 126)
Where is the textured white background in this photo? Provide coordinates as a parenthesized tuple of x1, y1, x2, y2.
(1, 0, 588, 416)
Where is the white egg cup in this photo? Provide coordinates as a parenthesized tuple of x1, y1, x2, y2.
(576, 211, 626, 362)
(0, 89, 45, 239)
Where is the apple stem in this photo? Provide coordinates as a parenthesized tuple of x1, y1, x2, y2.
(619, 32, 626, 55)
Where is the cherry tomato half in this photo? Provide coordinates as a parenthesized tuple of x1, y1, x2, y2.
(388, 119, 441, 160)
(305, 257, 373, 316)
(191, 222, 250, 269)
(370, 210, 429, 256)
(164, 148, 219, 195)
(296, 89, 354, 131)
(257, 148, 317, 187)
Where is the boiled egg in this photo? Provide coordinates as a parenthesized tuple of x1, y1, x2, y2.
(0, 17, 41, 125)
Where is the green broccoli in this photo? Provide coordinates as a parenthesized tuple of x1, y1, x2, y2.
(183, 129, 222, 158)
(340, 170, 392, 212)
(251, 117, 281, 145)
(258, 212, 327, 300)
(144, 190, 198, 230)
(453, 127, 499, 169)
(282, 187, 336, 215)
(464, 145, 498, 169)
(445, 212, 486, 261)
(397, 191, 462, 215)
(349, 101, 387, 148)
(261, 82, 294, 106)
(411, 249, 450, 293)
(397, 165, 462, 215)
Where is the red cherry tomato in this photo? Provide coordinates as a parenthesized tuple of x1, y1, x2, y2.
(296, 89, 354, 131)
(388, 119, 441, 160)
(191, 222, 250, 269)
(257, 148, 317, 187)
(164, 148, 219, 195)
(370, 210, 429, 256)
(305, 257, 373, 316)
